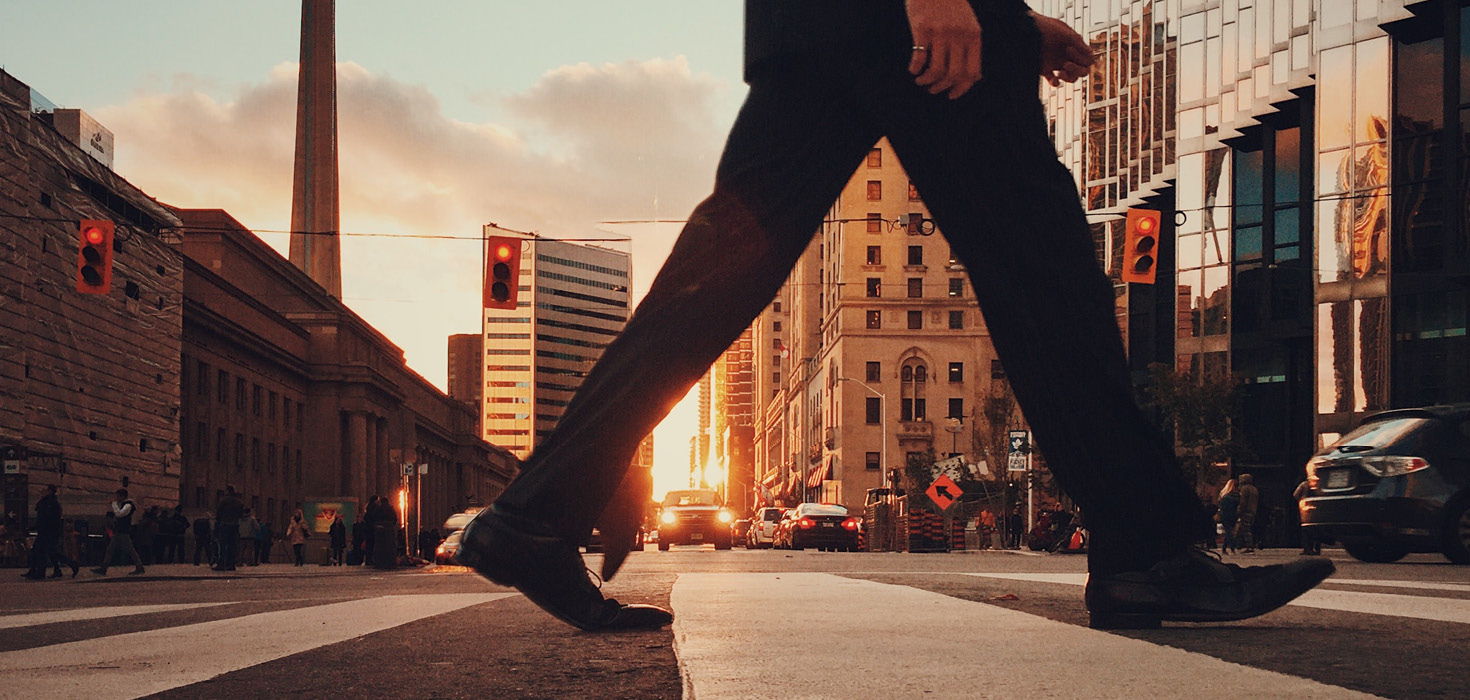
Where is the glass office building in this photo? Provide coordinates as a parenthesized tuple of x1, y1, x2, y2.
(1034, 0, 1469, 520)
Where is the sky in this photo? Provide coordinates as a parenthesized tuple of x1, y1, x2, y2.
(2, 0, 750, 499)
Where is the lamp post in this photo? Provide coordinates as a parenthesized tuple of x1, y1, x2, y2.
(838, 377, 886, 494)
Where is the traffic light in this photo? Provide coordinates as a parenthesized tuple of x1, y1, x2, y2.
(1122, 207, 1161, 284)
(483, 236, 522, 309)
(76, 219, 115, 294)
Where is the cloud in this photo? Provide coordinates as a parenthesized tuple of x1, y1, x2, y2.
(95, 57, 735, 388)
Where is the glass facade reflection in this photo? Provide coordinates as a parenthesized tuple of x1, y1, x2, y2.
(1037, 1, 1470, 524)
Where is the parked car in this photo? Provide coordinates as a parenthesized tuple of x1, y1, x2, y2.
(441, 507, 485, 534)
(1301, 404, 1470, 564)
(748, 507, 785, 548)
(777, 503, 861, 551)
(435, 529, 463, 564)
(656, 489, 734, 550)
(772, 508, 798, 549)
(731, 518, 752, 548)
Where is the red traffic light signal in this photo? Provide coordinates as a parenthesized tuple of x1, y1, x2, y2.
(76, 219, 115, 294)
(483, 236, 523, 310)
(1121, 208, 1161, 285)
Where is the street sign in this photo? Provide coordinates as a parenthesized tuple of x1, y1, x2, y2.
(1, 446, 25, 475)
(417, 463, 429, 475)
(1007, 430, 1030, 473)
(402, 463, 415, 476)
(926, 474, 960, 511)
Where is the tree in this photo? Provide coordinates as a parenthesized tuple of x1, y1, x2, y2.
(1138, 362, 1249, 498)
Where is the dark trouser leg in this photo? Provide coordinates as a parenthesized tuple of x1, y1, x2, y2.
(879, 13, 1209, 575)
(494, 71, 883, 542)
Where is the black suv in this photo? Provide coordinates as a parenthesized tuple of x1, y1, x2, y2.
(655, 489, 733, 550)
(1301, 404, 1470, 564)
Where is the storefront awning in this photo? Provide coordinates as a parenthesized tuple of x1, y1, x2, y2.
(806, 456, 832, 489)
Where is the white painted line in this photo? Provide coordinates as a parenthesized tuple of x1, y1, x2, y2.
(0, 603, 236, 630)
(1326, 579, 1470, 594)
(968, 573, 1470, 625)
(0, 593, 515, 698)
(672, 573, 1372, 699)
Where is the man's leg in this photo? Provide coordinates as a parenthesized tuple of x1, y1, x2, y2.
(881, 13, 1208, 575)
(493, 72, 883, 545)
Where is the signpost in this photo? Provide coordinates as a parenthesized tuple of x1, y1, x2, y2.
(925, 474, 960, 512)
(1007, 430, 1033, 533)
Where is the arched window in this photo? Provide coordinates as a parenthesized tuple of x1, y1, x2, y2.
(900, 359, 928, 421)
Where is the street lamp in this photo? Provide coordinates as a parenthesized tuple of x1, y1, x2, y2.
(837, 377, 885, 493)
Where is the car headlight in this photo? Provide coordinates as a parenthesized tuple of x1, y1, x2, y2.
(717, 510, 733, 523)
(660, 511, 677, 525)
(1358, 456, 1429, 477)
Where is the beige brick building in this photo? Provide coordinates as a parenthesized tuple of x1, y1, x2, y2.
(749, 139, 1022, 512)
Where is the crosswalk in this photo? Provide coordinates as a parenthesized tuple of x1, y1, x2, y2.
(0, 571, 1465, 698)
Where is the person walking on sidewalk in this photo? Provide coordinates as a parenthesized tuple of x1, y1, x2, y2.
(192, 513, 213, 566)
(23, 485, 79, 580)
(238, 509, 260, 566)
(329, 514, 347, 565)
(1217, 479, 1240, 554)
(256, 518, 274, 564)
(454, 0, 1334, 632)
(286, 510, 310, 566)
(213, 486, 244, 571)
(1235, 474, 1260, 553)
(92, 489, 145, 576)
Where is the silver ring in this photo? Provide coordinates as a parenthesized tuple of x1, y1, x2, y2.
(912, 45, 929, 52)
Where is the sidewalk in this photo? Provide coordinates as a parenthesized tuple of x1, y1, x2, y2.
(67, 561, 431, 582)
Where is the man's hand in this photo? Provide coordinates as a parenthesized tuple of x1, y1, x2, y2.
(906, 0, 982, 99)
(1031, 12, 1093, 86)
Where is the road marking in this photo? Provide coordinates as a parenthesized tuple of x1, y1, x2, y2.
(968, 573, 1470, 625)
(0, 603, 236, 630)
(672, 573, 1372, 699)
(1325, 579, 1470, 593)
(0, 593, 514, 698)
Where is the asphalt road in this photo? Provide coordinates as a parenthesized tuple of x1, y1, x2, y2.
(0, 547, 1466, 699)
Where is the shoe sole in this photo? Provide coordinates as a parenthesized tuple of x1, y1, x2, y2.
(1090, 560, 1335, 630)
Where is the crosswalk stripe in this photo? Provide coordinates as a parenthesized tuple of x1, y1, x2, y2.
(671, 573, 1372, 699)
(968, 573, 1470, 625)
(0, 593, 514, 699)
(0, 603, 236, 630)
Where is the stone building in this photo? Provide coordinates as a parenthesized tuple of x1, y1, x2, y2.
(0, 70, 184, 522)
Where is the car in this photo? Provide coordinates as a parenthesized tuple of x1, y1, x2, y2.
(1301, 404, 1470, 564)
(441, 507, 485, 534)
(731, 518, 752, 548)
(747, 507, 785, 548)
(777, 503, 861, 551)
(772, 508, 798, 549)
(434, 529, 463, 564)
(656, 489, 734, 550)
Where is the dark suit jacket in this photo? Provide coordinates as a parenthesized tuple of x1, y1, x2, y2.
(744, 0, 1030, 82)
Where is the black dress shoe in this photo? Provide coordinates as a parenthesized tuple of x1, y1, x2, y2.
(1085, 548, 1334, 629)
(457, 507, 673, 632)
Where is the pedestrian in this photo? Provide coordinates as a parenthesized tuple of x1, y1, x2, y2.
(256, 518, 274, 564)
(22, 485, 79, 579)
(329, 514, 347, 565)
(1217, 479, 1240, 554)
(192, 513, 213, 566)
(239, 509, 259, 566)
(92, 488, 145, 576)
(287, 510, 310, 566)
(163, 506, 189, 564)
(213, 486, 244, 571)
(1005, 506, 1024, 550)
(1235, 474, 1260, 553)
(351, 511, 370, 565)
(1292, 479, 1320, 555)
(452, 0, 1334, 631)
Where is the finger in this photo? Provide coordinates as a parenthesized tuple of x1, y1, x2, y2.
(949, 37, 981, 99)
(909, 31, 933, 75)
(1067, 43, 1094, 67)
(917, 38, 952, 89)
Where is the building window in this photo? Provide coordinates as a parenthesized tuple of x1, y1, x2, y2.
(281, 444, 290, 481)
(866, 246, 882, 265)
(867, 148, 882, 168)
(907, 245, 923, 265)
(865, 361, 880, 382)
(991, 359, 1006, 379)
(907, 214, 924, 235)
(234, 434, 245, 470)
(268, 392, 277, 421)
(865, 397, 882, 424)
(904, 278, 920, 298)
(250, 437, 260, 471)
(267, 442, 276, 473)
(866, 451, 881, 470)
(772, 354, 781, 368)
(947, 311, 963, 329)
(217, 370, 228, 404)
(236, 378, 246, 411)
(773, 321, 782, 332)
(282, 400, 291, 429)
(866, 213, 882, 233)
(772, 372, 781, 385)
(196, 360, 209, 396)
(948, 278, 964, 297)
(866, 278, 881, 297)
(948, 362, 963, 382)
(900, 361, 928, 420)
(296, 449, 303, 484)
(194, 422, 207, 457)
(216, 427, 226, 463)
(866, 180, 882, 201)
(948, 398, 964, 419)
(772, 337, 783, 349)
(252, 385, 262, 416)
(907, 310, 923, 329)
(908, 181, 920, 201)
(866, 310, 881, 329)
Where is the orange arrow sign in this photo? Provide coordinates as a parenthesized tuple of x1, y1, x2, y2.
(926, 475, 960, 511)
